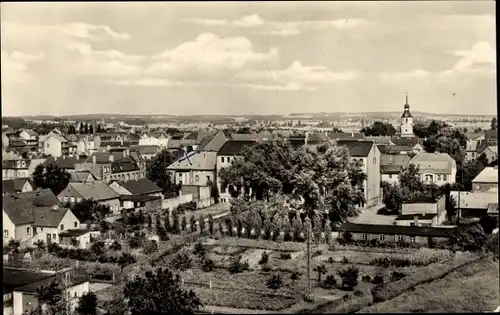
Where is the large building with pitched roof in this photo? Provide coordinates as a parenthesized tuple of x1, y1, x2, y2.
(409, 152, 457, 186)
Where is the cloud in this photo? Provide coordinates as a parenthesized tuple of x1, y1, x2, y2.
(146, 33, 278, 77)
(237, 61, 358, 91)
(1, 50, 44, 84)
(450, 41, 495, 71)
(182, 14, 370, 36)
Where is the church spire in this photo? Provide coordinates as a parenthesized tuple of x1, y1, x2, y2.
(405, 92, 408, 105)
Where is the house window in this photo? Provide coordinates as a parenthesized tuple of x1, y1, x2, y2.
(373, 157, 376, 164)
(46, 143, 50, 148)
(410, 236, 416, 243)
(70, 197, 75, 203)
(388, 174, 393, 179)
(195, 175, 200, 182)
(74, 222, 78, 228)
(437, 175, 441, 181)
(362, 233, 368, 240)
(443, 175, 448, 181)
(27, 227, 31, 235)
(52, 234, 56, 239)
(378, 234, 385, 241)
(77, 198, 82, 203)
(398, 235, 404, 242)
(64, 196, 69, 203)
(206, 176, 210, 182)
(221, 157, 225, 163)
(228, 157, 231, 163)
(60, 224, 64, 231)
(410, 223, 415, 227)
(4, 230, 8, 237)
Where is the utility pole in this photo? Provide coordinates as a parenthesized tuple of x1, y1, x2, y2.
(304, 217, 313, 301)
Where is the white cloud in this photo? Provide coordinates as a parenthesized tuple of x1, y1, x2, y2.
(1, 50, 44, 83)
(182, 15, 370, 36)
(450, 41, 495, 71)
(146, 33, 278, 76)
(238, 61, 358, 91)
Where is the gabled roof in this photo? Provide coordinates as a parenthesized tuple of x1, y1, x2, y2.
(20, 129, 38, 137)
(61, 182, 119, 201)
(380, 154, 411, 168)
(2, 179, 34, 194)
(338, 222, 458, 238)
(3, 189, 63, 225)
(197, 130, 228, 152)
(59, 229, 91, 237)
(43, 156, 87, 169)
(336, 140, 374, 157)
(43, 134, 68, 143)
(3, 269, 53, 293)
(391, 136, 421, 146)
(69, 171, 97, 183)
(115, 178, 162, 195)
(473, 167, 498, 183)
(130, 145, 160, 155)
(218, 140, 257, 156)
(385, 145, 416, 153)
(167, 151, 216, 171)
(111, 159, 139, 173)
(409, 152, 455, 174)
(33, 206, 69, 227)
(485, 129, 498, 140)
(380, 165, 404, 174)
(377, 145, 387, 154)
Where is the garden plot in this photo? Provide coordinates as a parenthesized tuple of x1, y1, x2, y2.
(241, 249, 266, 269)
(211, 246, 248, 257)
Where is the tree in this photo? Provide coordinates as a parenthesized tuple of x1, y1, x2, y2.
(491, 117, 497, 130)
(146, 150, 178, 198)
(479, 215, 499, 234)
(124, 268, 202, 315)
(291, 271, 301, 284)
(172, 214, 180, 234)
(448, 224, 487, 252)
(266, 274, 283, 291)
(181, 216, 187, 231)
(313, 264, 327, 282)
(118, 253, 136, 272)
(423, 127, 466, 164)
(360, 121, 397, 136)
(32, 164, 71, 195)
(323, 274, 337, 289)
(36, 280, 64, 315)
(332, 127, 343, 133)
(147, 215, 153, 228)
(259, 251, 269, 265)
(208, 214, 214, 235)
(171, 253, 192, 271)
(202, 258, 216, 272)
(70, 199, 111, 224)
(193, 242, 206, 258)
(84, 123, 89, 134)
(77, 292, 98, 315)
(189, 216, 196, 233)
(79, 122, 84, 134)
(337, 266, 359, 290)
(110, 241, 122, 251)
(143, 240, 158, 255)
(164, 215, 171, 233)
(89, 124, 94, 134)
(199, 214, 206, 234)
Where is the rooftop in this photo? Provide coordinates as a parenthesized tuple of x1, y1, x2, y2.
(337, 222, 458, 237)
(61, 182, 119, 201)
(473, 167, 498, 183)
(336, 140, 374, 157)
(59, 229, 91, 237)
(217, 140, 257, 156)
(114, 178, 162, 195)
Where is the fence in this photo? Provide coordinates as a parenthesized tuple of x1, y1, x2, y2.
(162, 194, 193, 210)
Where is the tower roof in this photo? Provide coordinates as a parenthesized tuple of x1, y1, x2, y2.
(402, 93, 412, 118)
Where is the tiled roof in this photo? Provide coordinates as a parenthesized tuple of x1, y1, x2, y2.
(59, 229, 90, 237)
(472, 167, 498, 183)
(21, 129, 38, 137)
(336, 140, 374, 157)
(338, 222, 458, 237)
(3, 269, 53, 293)
(15, 273, 89, 293)
(380, 154, 411, 168)
(167, 151, 216, 170)
(33, 206, 69, 227)
(450, 191, 498, 209)
(3, 189, 63, 225)
(385, 145, 415, 153)
(391, 137, 421, 146)
(485, 129, 498, 140)
(197, 130, 228, 152)
(195, 136, 212, 151)
(43, 156, 87, 169)
(115, 178, 162, 195)
(69, 171, 96, 182)
(218, 140, 257, 156)
(409, 152, 455, 174)
(395, 213, 437, 221)
(62, 182, 119, 201)
(2, 179, 33, 193)
(380, 165, 403, 174)
(130, 145, 160, 155)
(119, 195, 162, 202)
(111, 159, 139, 173)
(377, 145, 387, 154)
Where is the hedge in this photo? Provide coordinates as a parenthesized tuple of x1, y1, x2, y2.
(206, 237, 308, 252)
(371, 253, 487, 303)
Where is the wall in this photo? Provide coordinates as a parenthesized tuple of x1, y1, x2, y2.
(395, 218, 435, 227)
(108, 182, 133, 195)
(174, 170, 215, 187)
(43, 137, 62, 157)
(351, 232, 428, 244)
(216, 154, 238, 202)
(98, 198, 121, 215)
(161, 194, 193, 210)
(15, 224, 35, 247)
(381, 173, 399, 185)
(105, 170, 143, 183)
(401, 202, 437, 215)
(2, 169, 29, 180)
(65, 281, 90, 311)
(14, 291, 38, 315)
(473, 182, 498, 193)
(3, 210, 16, 246)
(365, 145, 381, 207)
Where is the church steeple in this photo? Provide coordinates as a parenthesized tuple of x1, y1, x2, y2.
(402, 92, 412, 118)
(400, 92, 414, 137)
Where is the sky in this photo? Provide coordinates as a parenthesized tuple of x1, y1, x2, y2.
(1, 1, 496, 116)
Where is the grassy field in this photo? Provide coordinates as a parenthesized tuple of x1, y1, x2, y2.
(361, 257, 500, 313)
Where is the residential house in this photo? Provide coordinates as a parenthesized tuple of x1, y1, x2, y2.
(17, 129, 39, 148)
(167, 150, 217, 187)
(138, 132, 169, 148)
(386, 137, 423, 155)
(69, 171, 97, 183)
(42, 156, 87, 173)
(216, 140, 257, 203)
(485, 129, 498, 144)
(196, 129, 229, 152)
(328, 132, 365, 142)
(4, 268, 90, 315)
(76, 135, 97, 155)
(57, 182, 121, 215)
(109, 178, 163, 197)
(478, 144, 498, 164)
(380, 154, 411, 184)
(3, 149, 20, 160)
(364, 136, 394, 146)
(336, 222, 458, 246)
(167, 134, 184, 154)
(465, 133, 485, 162)
(395, 196, 447, 227)
(3, 189, 80, 247)
(64, 134, 79, 156)
(2, 179, 35, 195)
(74, 151, 144, 183)
(58, 229, 92, 249)
(27, 158, 47, 177)
(336, 140, 382, 207)
(2, 160, 30, 180)
(472, 166, 498, 192)
(42, 134, 68, 157)
(181, 130, 214, 151)
(130, 145, 160, 160)
(409, 152, 456, 186)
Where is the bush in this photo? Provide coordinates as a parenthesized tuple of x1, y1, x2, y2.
(262, 264, 272, 272)
(193, 242, 206, 258)
(341, 256, 349, 264)
(353, 290, 364, 297)
(328, 257, 334, 264)
(280, 253, 292, 260)
(323, 274, 337, 289)
(266, 274, 283, 291)
(259, 251, 269, 265)
(337, 265, 359, 290)
(142, 240, 158, 255)
(170, 253, 192, 271)
(110, 241, 122, 251)
(202, 258, 216, 272)
(390, 271, 406, 281)
(361, 275, 372, 283)
(229, 256, 250, 274)
(128, 235, 144, 249)
(312, 250, 323, 258)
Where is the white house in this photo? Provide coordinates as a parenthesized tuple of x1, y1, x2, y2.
(167, 150, 217, 187)
(380, 154, 411, 184)
(139, 132, 169, 148)
(76, 136, 97, 155)
(409, 152, 457, 186)
(472, 167, 498, 192)
(42, 135, 68, 158)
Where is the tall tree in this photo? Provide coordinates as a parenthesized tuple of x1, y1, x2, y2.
(79, 122, 84, 134)
(77, 292, 98, 315)
(123, 268, 202, 315)
(84, 123, 89, 134)
(89, 124, 94, 134)
(360, 121, 397, 136)
(36, 280, 65, 315)
(491, 117, 497, 130)
(146, 150, 178, 197)
(32, 164, 71, 195)
(69, 199, 111, 224)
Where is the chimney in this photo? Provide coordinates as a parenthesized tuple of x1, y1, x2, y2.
(51, 205, 59, 211)
(413, 215, 419, 226)
(389, 155, 393, 164)
(351, 132, 354, 137)
(304, 131, 308, 146)
(109, 154, 114, 162)
(107, 145, 111, 151)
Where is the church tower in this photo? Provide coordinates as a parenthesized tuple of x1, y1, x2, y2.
(400, 93, 413, 137)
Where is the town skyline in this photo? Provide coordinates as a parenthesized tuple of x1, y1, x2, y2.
(2, 2, 496, 116)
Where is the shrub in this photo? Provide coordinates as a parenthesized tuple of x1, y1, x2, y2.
(328, 257, 334, 264)
(280, 253, 292, 260)
(170, 253, 192, 271)
(193, 242, 206, 258)
(259, 251, 269, 265)
(313, 264, 327, 282)
(128, 235, 143, 249)
(323, 274, 337, 289)
(229, 256, 250, 274)
(110, 241, 122, 251)
(342, 294, 351, 301)
(337, 265, 359, 290)
(312, 250, 323, 258)
(142, 240, 158, 255)
(262, 264, 272, 272)
(390, 271, 406, 281)
(202, 258, 215, 272)
(353, 290, 364, 297)
(341, 256, 349, 264)
(266, 274, 283, 291)
(290, 271, 301, 284)
(361, 275, 372, 282)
